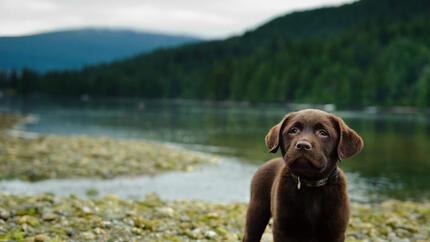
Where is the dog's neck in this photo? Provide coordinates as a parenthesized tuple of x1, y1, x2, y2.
(290, 167, 339, 190)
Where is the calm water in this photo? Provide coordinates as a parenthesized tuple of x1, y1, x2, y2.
(1, 97, 430, 202)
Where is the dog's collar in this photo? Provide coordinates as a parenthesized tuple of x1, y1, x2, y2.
(290, 168, 339, 190)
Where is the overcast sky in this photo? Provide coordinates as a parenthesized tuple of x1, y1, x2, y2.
(1, 0, 355, 39)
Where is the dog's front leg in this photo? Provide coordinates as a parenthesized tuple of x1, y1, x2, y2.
(243, 199, 271, 242)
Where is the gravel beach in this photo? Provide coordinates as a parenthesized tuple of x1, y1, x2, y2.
(1, 193, 429, 241)
(0, 113, 213, 181)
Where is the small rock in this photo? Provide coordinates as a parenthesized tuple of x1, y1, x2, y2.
(388, 231, 399, 241)
(103, 194, 121, 201)
(131, 227, 142, 235)
(0, 208, 10, 219)
(102, 220, 112, 228)
(94, 227, 104, 234)
(134, 217, 154, 230)
(18, 215, 39, 226)
(413, 233, 427, 240)
(21, 223, 34, 233)
(81, 231, 96, 240)
(206, 212, 219, 218)
(157, 207, 174, 217)
(34, 234, 51, 242)
(66, 229, 75, 237)
(81, 206, 91, 214)
(42, 212, 56, 221)
(396, 228, 412, 238)
(205, 230, 217, 238)
(191, 228, 202, 237)
(179, 215, 190, 222)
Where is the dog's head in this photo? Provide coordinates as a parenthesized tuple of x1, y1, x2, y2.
(265, 109, 363, 178)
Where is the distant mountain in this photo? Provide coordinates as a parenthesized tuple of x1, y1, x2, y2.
(0, 29, 201, 72)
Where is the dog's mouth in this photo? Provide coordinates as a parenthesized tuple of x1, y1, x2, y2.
(286, 153, 327, 176)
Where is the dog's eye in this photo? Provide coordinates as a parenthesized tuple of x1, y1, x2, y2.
(288, 127, 298, 134)
(319, 129, 329, 137)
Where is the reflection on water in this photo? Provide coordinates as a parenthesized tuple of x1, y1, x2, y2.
(1, 97, 430, 202)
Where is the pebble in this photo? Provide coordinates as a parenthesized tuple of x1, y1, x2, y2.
(42, 212, 56, 221)
(18, 215, 39, 226)
(81, 206, 91, 214)
(205, 230, 217, 238)
(102, 220, 112, 228)
(0, 208, 10, 220)
(34, 234, 51, 242)
(81, 231, 96, 240)
(66, 229, 75, 237)
(157, 207, 175, 217)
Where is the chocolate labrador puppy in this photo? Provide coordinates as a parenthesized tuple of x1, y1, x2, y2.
(243, 109, 363, 242)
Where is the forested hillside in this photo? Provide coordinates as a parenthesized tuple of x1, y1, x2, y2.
(2, 0, 430, 107)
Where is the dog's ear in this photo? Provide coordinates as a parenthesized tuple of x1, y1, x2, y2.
(330, 115, 364, 161)
(265, 113, 294, 153)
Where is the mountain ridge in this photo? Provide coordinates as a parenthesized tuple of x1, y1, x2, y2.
(0, 28, 201, 72)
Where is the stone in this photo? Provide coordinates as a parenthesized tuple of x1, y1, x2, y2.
(66, 229, 75, 237)
(0, 208, 10, 219)
(205, 230, 217, 238)
(81, 231, 96, 240)
(34, 234, 51, 242)
(157, 207, 175, 217)
(42, 212, 57, 221)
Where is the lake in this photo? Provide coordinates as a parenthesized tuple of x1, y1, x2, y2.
(1, 97, 430, 203)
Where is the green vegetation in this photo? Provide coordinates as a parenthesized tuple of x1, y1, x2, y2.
(1, 193, 429, 241)
(2, 0, 430, 107)
(0, 113, 213, 181)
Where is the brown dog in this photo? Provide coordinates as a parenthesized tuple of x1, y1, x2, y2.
(243, 109, 363, 242)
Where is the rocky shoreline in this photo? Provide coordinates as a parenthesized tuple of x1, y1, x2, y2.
(0, 193, 429, 241)
(0, 113, 214, 181)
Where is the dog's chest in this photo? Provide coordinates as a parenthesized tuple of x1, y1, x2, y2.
(300, 192, 324, 222)
(275, 186, 331, 233)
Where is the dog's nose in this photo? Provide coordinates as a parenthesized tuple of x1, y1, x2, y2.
(296, 141, 312, 150)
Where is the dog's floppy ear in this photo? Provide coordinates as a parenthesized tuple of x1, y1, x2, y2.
(330, 115, 364, 161)
(265, 113, 294, 153)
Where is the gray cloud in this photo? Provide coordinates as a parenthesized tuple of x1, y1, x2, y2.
(0, 0, 355, 39)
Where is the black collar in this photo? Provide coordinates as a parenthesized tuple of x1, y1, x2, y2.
(290, 168, 339, 190)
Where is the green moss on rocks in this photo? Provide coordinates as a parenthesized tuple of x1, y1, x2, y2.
(0, 193, 429, 241)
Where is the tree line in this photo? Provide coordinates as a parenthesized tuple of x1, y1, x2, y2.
(1, 0, 430, 107)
